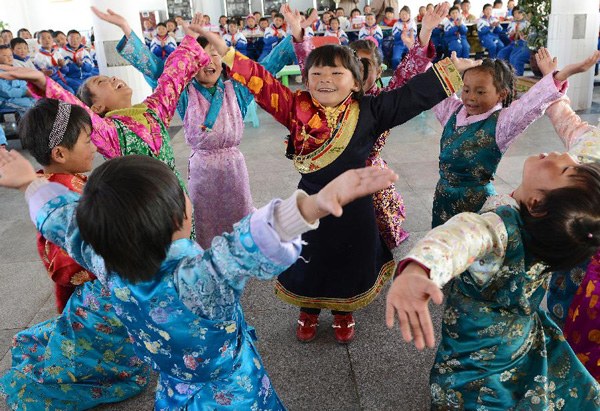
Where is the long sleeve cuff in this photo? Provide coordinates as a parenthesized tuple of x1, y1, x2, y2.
(222, 47, 236, 68)
(273, 190, 319, 241)
(25, 180, 69, 223)
(432, 58, 463, 96)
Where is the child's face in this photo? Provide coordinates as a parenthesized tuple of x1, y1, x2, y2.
(519, 152, 578, 207)
(166, 22, 176, 32)
(1, 31, 12, 44)
(143, 20, 153, 30)
(273, 17, 283, 28)
(202, 16, 211, 25)
(364, 6, 372, 14)
(419, 7, 426, 16)
(12, 43, 28, 59)
(461, 3, 470, 13)
(247, 17, 256, 28)
(219, 17, 227, 25)
(194, 44, 222, 88)
(0, 48, 13, 65)
(385, 11, 394, 20)
(483, 6, 492, 17)
(19, 30, 32, 39)
(55, 126, 97, 173)
(508, 0, 514, 7)
(336, 10, 344, 17)
(259, 20, 269, 30)
(450, 10, 460, 20)
(356, 49, 382, 92)
(351, 11, 361, 19)
(157, 25, 167, 36)
(39, 32, 54, 49)
(306, 60, 360, 107)
(68, 33, 81, 49)
(461, 70, 506, 116)
(86, 75, 133, 115)
(426, 5, 434, 12)
(175, 17, 184, 25)
(365, 15, 376, 26)
(399, 11, 410, 22)
(323, 13, 332, 23)
(229, 24, 238, 34)
(513, 10, 523, 20)
(330, 20, 340, 30)
(54, 33, 67, 48)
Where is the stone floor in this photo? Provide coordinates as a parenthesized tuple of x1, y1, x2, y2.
(1, 89, 599, 410)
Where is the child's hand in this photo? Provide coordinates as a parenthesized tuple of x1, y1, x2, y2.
(0, 150, 38, 191)
(91, 7, 131, 37)
(184, 13, 206, 38)
(450, 51, 482, 73)
(302, 8, 319, 30)
(298, 167, 398, 223)
(200, 27, 230, 57)
(385, 262, 444, 350)
(554, 50, 600, 82)
(0, 65, 46, 90)
(535, 47, 558, 77)
(420, 2, 449, 39)
(281, 4, 302, 42)
(401, 31, 415, 49)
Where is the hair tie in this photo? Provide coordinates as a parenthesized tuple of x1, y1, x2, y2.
(588, 233, 594, 239)
(48, 101, 72, 149)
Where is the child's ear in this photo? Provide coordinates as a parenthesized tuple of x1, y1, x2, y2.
(525, 194, 547, 217)
(90, 104, 106, 115)
(50, 146, 67, 164)
(499, 89, 509, 102)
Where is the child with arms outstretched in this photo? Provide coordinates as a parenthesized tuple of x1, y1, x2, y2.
(386, 52, 600, 410)
(0, 147, 397, 409)
(200, 15, 475, 344)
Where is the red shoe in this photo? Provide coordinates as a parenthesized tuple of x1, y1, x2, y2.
(296, 312, 319, 342)
(332, 313, 355, 344)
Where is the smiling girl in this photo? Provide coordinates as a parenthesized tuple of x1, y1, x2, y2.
(200, 19, 472, 343)
(430, 49, 574, 227)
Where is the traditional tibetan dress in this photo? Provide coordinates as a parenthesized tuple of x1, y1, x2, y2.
(224, 47, 461, 311)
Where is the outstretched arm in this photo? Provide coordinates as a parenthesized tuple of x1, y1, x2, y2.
(386, 210, 508, 350)
(0, 65, 122, 158)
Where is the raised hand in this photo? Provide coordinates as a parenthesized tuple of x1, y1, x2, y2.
(297, 167, 398, 223)
(0, 149, 38, 191)
(555, 50, 600, 82)
(419, 2, 450, 46)
(535, 47, 558, 77)
(450, 51, 482, 73)
(302, 8, 319, 29)
(184, 12, 206, 38)
(281, 3, 302, 41)
(0, 65, 46, 89)
(91, 7, 131, 36)
(385, 262, 444, 350)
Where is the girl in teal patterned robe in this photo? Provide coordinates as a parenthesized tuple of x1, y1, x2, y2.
(387, 53, 600, 410)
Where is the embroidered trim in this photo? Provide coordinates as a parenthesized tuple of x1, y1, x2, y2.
(292, 101, 360, 174)
(432, 58, 463, 96)
(274, 260, 395, 311)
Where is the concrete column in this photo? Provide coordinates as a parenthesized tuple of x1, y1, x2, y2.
(547, 0, 599, 110)
(89, 0, 152, 103)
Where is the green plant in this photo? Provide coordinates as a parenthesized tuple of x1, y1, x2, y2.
(519, 0, 551, 50)
(0, 21, 8, 31)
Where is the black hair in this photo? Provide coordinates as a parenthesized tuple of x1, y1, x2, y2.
(384, 7, 395, 13)
(329, 17, 340, 24)
(350, 8, 361, 15)
(463, 59, 516, 107)
(9, 38, 27, 49)
(36, 30, 52, 40)
(156, 22, 167, 29)
(400, 6, 411, 14)
(303, 44, 364, 99)
(512, 6, 521, 13)
(165, 19, 177, 27)
(350, 39, 382, 83)
(52, 30, 65, 38)
(66, 29, 80, 36)
(521, 161, 600, 271)
(493, 0, 503, 5)
(0, 45, 10, 51)
(0, 29, 12, 35)
(16, 28, 30, 38)
(483, 3, 492, 10)
(196, 36, 228, 80)
(19, 98, 91, 166)
(259, 17, 269, 23)
(453, 0, 462, 5)
(273, 13, 284, 20)
(450, 6, 460, 13)
(77, 155, 187, 283)
(462, 0, 470, 3)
